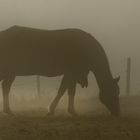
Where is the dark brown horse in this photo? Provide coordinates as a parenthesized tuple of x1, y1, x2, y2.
(0, 25, 120, 116)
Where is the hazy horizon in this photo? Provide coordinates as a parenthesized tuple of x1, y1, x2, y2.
(0, 0, 139, 95)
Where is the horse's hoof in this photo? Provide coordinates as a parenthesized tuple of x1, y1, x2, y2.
(68, 110, 78, 117)
(3, 110, 14, 116)
(71, 112, 78, 117)
(47, 112, 54, 117)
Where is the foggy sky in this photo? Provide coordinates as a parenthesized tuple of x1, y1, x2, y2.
(0, 0, 140, 94)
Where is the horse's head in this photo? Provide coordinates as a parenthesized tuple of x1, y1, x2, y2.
(99, 76, 120, 116)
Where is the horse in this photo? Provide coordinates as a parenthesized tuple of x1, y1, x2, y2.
(0, 25, 120, 116)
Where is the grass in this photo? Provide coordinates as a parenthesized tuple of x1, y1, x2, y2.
(0, 95, 140, 140)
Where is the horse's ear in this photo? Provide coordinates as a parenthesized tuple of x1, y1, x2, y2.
(114, 76, 120, 83)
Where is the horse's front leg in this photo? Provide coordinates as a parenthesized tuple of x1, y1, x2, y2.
(1, 76, 15, 114)
(48, 76, 67, 115)
(67, 81, 77, 116)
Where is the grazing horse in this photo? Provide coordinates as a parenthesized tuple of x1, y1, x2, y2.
(0, 25, 120, 116)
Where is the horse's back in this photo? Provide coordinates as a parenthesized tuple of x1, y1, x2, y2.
(0, 26, 91, 77)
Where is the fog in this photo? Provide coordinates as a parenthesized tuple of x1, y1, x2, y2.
(0, 0, 139, 98)
(0, 2, 140, 139)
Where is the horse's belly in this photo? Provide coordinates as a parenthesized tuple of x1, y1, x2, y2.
(15, 65, 64, 77)
(0, 61, 64, 77)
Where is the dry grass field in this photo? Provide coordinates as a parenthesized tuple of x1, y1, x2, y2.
(0, 95, 140, 140)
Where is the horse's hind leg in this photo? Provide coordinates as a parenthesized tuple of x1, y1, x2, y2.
(67, 81, 77, 116)
(1, 76, 15, 114)
(48, 76, 67, 115)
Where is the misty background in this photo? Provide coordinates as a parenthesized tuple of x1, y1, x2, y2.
(0, 0, 139, 101)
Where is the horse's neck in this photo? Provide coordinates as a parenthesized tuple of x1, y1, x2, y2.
(93, 65, 113, 91)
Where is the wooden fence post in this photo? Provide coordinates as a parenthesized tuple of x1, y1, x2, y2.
(126, 57, 131, 96)
(37, 75, 41, 98)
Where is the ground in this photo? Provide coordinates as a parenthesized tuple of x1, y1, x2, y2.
(0, 95, 140, 140)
